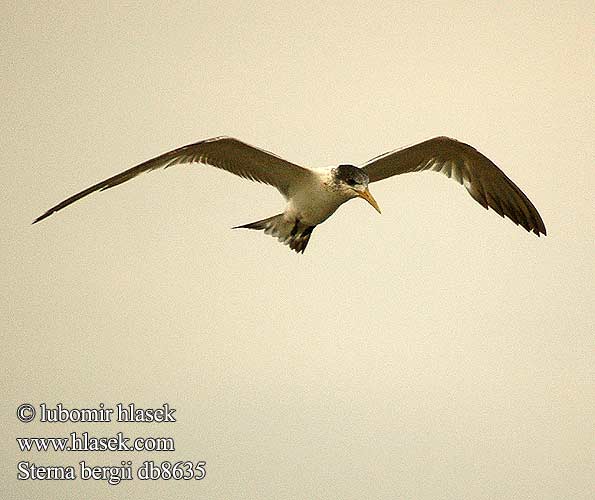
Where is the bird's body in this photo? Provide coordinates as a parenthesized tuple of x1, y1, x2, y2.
(34, 136, 546, 253)
(284, 167, 366, 224)
(234, 165, 375, 252)
(283, 168, 337, 224)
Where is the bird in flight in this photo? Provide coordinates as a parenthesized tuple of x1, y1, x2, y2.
(33, 136, 546, 253)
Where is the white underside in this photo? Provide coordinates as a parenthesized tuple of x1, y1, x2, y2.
(283, 168, 352, 226)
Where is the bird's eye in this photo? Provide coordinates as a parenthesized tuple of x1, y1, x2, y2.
(347, 178, 357, 186)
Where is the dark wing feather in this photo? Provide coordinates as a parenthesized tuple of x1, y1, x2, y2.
(33, 136, 311, 223)
(362, 136, 546, 236)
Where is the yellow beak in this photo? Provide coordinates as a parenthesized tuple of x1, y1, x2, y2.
(358, 187, 381, 214)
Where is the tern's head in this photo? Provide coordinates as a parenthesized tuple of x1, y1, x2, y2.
(333, 164, 381, 214)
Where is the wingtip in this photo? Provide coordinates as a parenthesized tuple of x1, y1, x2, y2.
(32, 210, 53, 225)
(532, 215, 547, 237)
(525, 219, 546, 237)
(32, 214, 45, 225)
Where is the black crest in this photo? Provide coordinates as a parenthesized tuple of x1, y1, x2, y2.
(334, 164, 369, 186)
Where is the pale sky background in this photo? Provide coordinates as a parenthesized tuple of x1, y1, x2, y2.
(2, 1, 593, 499)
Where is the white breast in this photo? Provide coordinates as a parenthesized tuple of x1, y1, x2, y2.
(285, 168, 351, 226)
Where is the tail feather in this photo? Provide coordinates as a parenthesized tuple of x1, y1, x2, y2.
(233, 214, 316, 254)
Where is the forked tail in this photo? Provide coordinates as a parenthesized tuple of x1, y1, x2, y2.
(233, 214, 316, 254)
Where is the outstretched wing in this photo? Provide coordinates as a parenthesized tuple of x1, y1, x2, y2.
(362, 136, 546, 235)
(33, 136, 311, 223)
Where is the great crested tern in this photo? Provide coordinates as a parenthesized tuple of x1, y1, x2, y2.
(33, 136, 546, 253)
